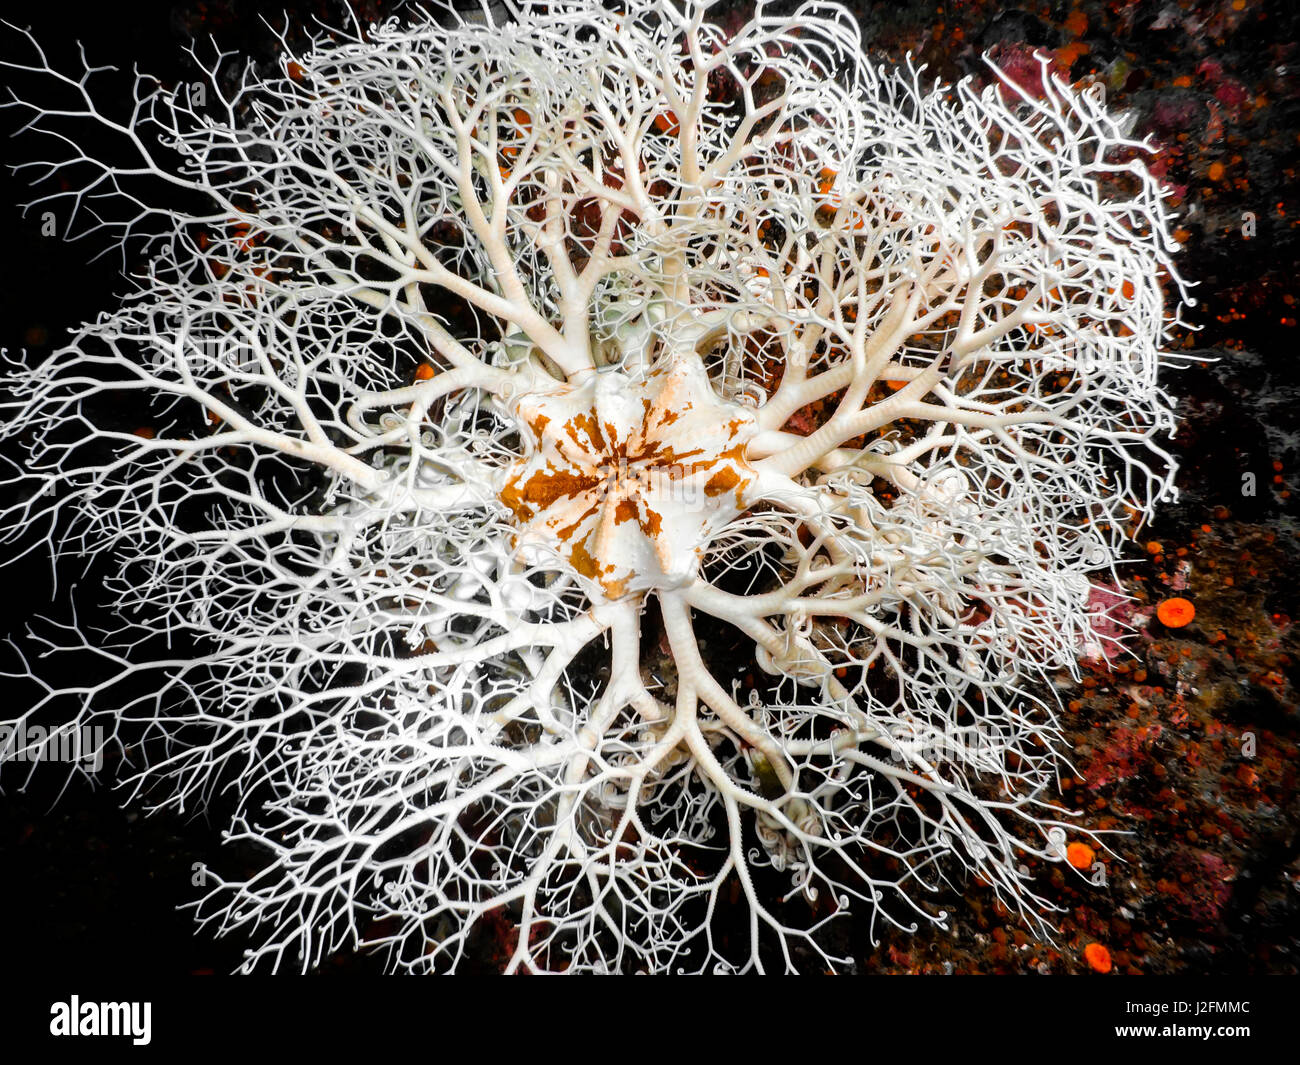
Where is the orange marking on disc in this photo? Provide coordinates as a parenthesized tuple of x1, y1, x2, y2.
(639, 507, 663, 538)
(568, 411, 608, 453)
(704, 467, 743, 498)
(653, 111, 680, 136)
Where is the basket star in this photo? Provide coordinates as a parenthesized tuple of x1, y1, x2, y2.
(0, 0, 1186, 972)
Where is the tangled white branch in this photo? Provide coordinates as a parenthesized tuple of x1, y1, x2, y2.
(0, 0, 1187, 972)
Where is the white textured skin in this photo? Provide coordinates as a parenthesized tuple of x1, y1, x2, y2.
(0, 0, 1186, 972)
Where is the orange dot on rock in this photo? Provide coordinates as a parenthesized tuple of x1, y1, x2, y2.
(1066, 842, 1095, 869)
(1156, 597, 1195, 628)
(1083, 942, 1112, 973)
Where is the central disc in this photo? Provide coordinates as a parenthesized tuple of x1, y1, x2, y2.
(501, 356, 757, 599)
